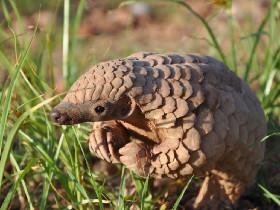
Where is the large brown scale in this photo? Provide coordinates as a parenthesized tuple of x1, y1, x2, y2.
(51, 52, 266, 209)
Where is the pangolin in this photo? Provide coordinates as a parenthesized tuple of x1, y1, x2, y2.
(51, 52, 266, 209)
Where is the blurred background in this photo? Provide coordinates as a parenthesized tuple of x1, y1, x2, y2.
(0, 0, 276, 90)
(0, 0, 279, 209)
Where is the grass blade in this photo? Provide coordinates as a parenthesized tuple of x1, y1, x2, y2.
(0, 35, 32, 156)
(39, 132, 65, 210)
(0, 94, 62, 189)
(63, 0, 70, 87)
(243, 0, 280, 81)
(9, 153, 35, 210)
(227, 10, 237, 71)
(117, 167, 126, 210)
(140, 176, 149, 210)
(172, 175, 193, 210)
(69, 0, 85, 82)
(73, 127, 105, 210)
(168, 0, 227, 64)
(259, 184, 280, 206)
(0, 158, 36, 210)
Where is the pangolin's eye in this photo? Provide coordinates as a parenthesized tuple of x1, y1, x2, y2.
(95, 106, 105, 113)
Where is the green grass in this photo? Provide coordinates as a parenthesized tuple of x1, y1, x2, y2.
(0, 0, 279, 209)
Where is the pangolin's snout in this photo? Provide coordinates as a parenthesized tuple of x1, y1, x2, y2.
(50, 109, 72, 125)
(50, 102, 88, 125)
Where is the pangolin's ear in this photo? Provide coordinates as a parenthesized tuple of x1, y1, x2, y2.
(113, 95, 136, 119)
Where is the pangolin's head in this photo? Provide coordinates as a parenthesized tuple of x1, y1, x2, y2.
(51, 60, 136, 125)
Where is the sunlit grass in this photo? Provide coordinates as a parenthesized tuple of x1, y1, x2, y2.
(0, 0, 279, 209)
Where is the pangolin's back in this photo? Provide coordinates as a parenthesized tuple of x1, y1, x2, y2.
(120, 52, 266, 179)
(63, 52, 266, 179)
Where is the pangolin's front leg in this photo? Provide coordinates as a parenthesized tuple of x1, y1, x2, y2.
(119, 139, 192, 178)
(89, 121, 152, 175)
(119, 140, 152, 176)
(89, 121, 129, 163)
(119, 138, 196, 179)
